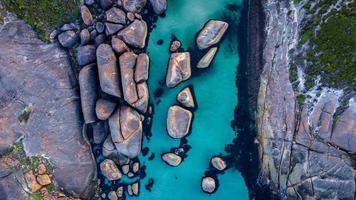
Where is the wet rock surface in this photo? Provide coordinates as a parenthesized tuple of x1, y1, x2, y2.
(210, 157, 227, 171)
(197, 47, 218, 68)
(201, 177, 216, 194)
(161, 153, 182, 167)
(166, 52, 191, 87)
(196, 20, 228, 50)
(257, 1, 356, 199)
(0, 18, 96, 198)
(177, 87, 195, 108)
(167, 105, 192, 138)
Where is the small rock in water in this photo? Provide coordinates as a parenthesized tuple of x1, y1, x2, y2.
(122, 0, 147, 13)
(161, 153, 182, 167)
(58, 31, 78, 48)
(76, 45, 96, 66)
(197, 47, 218, 68)
(177, 87, 195, 108)
(95, 98, 116, 120)
(108, 190, 118, 200)
(127, 184, 133, 196)
(132, 182, 140, 196)
(106, 7, 126, 24)
(100, 159, 122, 181)
(166, 52, 191, 87)
(117, 19, 147, 49)
(81, 5, 94, 26)
(80, 29, 91, 45)
(149, 0, 167, 15)
(167, 105, 192, 138)
(122, 164, 130, 174)
(117, 186, 124, 198)
(211, 156, 227, 171)
(97, 44, 122, 97)
(133, 162, 140, 173)
(112, 36, 130, 54)
(169, 40, 181, 52)
(196, 20, 229, 50)
(79, 64, 99, 124)
(201, 177, 216, 194)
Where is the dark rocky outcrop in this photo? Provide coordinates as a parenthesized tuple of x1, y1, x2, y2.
(0, 18, 96, 199)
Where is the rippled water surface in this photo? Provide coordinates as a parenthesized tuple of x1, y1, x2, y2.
(132, 0, 248, 199)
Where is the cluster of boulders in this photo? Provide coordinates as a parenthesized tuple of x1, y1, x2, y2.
(24, 164, 52, 194)
(201, 156, 228, 194)
(55, 0, 166, 198)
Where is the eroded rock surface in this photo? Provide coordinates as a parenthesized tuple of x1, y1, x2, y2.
(0, 18, 96, 198)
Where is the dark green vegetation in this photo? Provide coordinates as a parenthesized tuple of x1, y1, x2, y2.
(297, 1, 355, 90)
(2, 0, 80, 41)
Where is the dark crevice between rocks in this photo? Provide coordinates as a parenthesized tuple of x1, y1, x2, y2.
(224, 0, 278, 199)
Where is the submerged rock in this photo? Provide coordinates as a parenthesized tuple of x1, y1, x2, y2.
(95, 98, 116, 120)
(97, 44, 122, 97)
(106, 7, 126, 24)
(210, 157, 227, 171)
(76, 45, 96, 66)
(119, 52, 138, 105)
(100, 159, 122, 181)
(196, 20, 228, 50)
(109, 106, 143, 158)
(201, 177, 216, 193)
(162, 153, 182, 167)
(117, 19, 147, 49)
(177, 87, 195, 108)
(166, 52, 191, 87)
(197, 47, 218, 68)
(149, 0, 167, 15)
(122, 0, 147, 13)
(58, 30, 78, 48)
(80, 5, 94, 26)
(167, 105, 192, 138)
(79, 64, 99, 124)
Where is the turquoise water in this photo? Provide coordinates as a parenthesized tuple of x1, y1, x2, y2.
(132, 0, 248, 199)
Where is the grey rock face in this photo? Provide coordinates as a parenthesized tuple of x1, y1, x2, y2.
(167, 105, 192, 138)
(257, 1, 356, 199)
(106, 7, 126, 24)
(76, 45, 96, 66)
(97, 44, 122, 97)
(149, 0, 167, 14)
(117, 19, 147, 49)
(79, 64, 99, 124)
(196, 20, 228, 50)
(58, 30, 78, 48)
(0, 19, 96, 198)
(122, 0, 147, 13)
(166, 52, 191, 87)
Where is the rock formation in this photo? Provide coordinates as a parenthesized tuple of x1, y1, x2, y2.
(167, 105, 192, 138)
(196, 20, 228, 50)
(166, 52, 191, 87)
(161, 153, 182, 167)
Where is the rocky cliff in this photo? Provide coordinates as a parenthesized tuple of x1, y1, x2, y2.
(257, 0, 356, 199)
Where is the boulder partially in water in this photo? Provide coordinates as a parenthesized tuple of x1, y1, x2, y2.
(177, 87, 195, 108)
(196, 20, 228, 50)
(166, 52, 191, 87)
(161, 153, 182, 167)
(109, 106, 143, 158)
(201, 177, 216, 193)
(97, 44, 122, 97)
(133, 82, 149, 113)
(210, 156, 227, 171)
(100, 159, 122, 181)
(122, 0, 147, 13)
(197, 47, 218, 68)
(169, 40, 181, 52)
(117, 19, 147, 49)
(149, 0, 167, 15)
(167, 105, 192, 138)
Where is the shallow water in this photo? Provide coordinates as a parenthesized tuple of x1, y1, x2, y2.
(125, 0, 248, 199)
